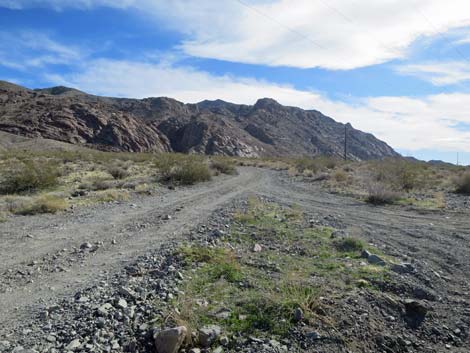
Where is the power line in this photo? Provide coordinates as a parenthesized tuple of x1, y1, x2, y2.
(233, 0, 326, 49)
(413, 6, 470, 65)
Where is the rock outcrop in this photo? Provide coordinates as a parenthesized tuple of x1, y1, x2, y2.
(0, 80, 399, 159)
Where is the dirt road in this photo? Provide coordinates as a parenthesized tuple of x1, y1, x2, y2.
(1, 167, 470, 346)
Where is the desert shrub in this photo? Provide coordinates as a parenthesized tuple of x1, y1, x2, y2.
(107, 166, 130, 180)
(295, 156, 340, 174)
(333, 170, 348, 182)
(155, 154, 211, 185)
(0, 160, 60, 194)
(373, 159, 424, 191)
(366, 183, 401, 205)
(9, 195, 68, 215)
(335, 237, 365, 252)
(211, 158, 238, 175)
(134, 183, 152, 195)
(455, 173, 470, 195)
(79, 177, 115, 191)
(170, 161, 212, 185)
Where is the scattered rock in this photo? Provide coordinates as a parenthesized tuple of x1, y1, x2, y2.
(404, 299, 429, 328)
(294, 307, 304, 322)
(220, 336, 230, 346)
(391, 263, 415, 274)
(199, 325, 222, 348)
(80, 242, 93, 250)
(253, 243, 263, 252)
(154, 326, 188, 353)
(65, 339, 81, 351)
(367, 254, 386, 266)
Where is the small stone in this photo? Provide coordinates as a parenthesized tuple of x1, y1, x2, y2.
(199, 325, 222, 347)
(189, 349, 201, 353)
(154, 326, 187, 353)
(220, 336, 229, 346)
(294, 307, 304, 322)
(80, 242, 93, 250)
(65, 339, 81, 351)
(96, 317, 106, 328)
(391, 263, 415, 274)
(253, 244, 262, 252)
(214, 308, 231, 320)
(116, 298, 128, 309)
(0, 341, 11, 350)
(367, 254, 386, 266)
(97, 303, 113, 316)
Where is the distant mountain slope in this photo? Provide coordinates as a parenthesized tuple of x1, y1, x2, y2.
(0, 80, 399, 159)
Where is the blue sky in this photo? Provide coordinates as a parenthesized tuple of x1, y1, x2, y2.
(1, 1, 470, 164)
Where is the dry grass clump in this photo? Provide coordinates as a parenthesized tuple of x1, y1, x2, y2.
(107, 165, 130, 180)
(454, 173, 470, 195)
(6, 195, 68, 215)
(210, 158, 238, 175)
(0, 159, 60, 194)
(93, 189, 130, 202)
(333, 170, 348, 183)
(365, 183, 401, 205)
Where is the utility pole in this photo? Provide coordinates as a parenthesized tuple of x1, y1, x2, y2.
(457, 152, 459, 166)
(344, 124, 348, 161)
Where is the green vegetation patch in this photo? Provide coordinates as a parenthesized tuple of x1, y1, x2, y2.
(162, 198, 390, 342)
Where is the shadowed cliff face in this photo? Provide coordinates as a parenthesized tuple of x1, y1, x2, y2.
(0, 81, 398, 159)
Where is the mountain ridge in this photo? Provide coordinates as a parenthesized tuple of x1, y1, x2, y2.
(0, 81, 399, 159)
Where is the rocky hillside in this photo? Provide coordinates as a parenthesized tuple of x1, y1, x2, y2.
(0, 80, 398, 159)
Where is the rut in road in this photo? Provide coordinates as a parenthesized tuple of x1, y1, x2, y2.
(0, 168, 265, 330)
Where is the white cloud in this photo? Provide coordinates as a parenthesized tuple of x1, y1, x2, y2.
(4, 0, 470, 69)
(46, 58, 470, 153)
(0, 31, 83, 69)
(397, 61, 470, 85)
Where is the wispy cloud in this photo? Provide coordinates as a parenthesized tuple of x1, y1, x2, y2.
(45, 58, 470, 153)
(4, 0, 470, 70)
(0, 0, 133, 10)
(0, 31, 84, 70)
(397, 61, 470, 85)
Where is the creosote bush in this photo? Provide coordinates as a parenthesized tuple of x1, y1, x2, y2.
(210, 158, 238, 175)
(107, 166, 130, 180)
(155, 154, 212, 185)
(455, 173, 470, 195)
(0, 160, 60, 194)
(294, 156, 340, 174)
(373, 158, 424, 191)
(366, 183, 401, 205)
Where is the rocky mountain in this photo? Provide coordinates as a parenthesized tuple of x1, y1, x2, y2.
(0, 80, 398, 159)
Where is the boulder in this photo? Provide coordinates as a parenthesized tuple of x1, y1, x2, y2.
(154, 326, 187, 353)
